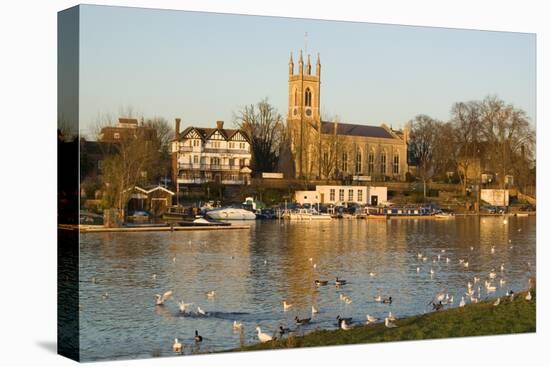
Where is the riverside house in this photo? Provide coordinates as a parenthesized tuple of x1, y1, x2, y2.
(171, 119, 252, 192)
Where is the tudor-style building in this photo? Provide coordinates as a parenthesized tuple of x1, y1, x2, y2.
(171, 119, 252, 191)
(286, 50, 409, 181)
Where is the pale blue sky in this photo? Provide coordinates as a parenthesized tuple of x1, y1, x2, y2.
(79, 5, 536, 137)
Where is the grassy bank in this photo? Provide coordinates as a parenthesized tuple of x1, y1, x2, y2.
(236, 290, 535, 352)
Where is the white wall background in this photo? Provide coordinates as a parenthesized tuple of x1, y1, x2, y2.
(0, 1, 547, 367)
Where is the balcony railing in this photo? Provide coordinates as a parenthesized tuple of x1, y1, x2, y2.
(177, 177, 246, 185)
(178, 163, 246, 171)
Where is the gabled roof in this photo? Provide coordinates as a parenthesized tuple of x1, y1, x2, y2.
(320, 121, 396, 139)
(179, 126, 251, 143)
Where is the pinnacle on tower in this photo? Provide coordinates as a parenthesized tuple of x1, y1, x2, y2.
(289, 51, 294, 75)
(298, 50, 304, 75)
(316, 53, 321, 77)
(306, 54, 312, 75)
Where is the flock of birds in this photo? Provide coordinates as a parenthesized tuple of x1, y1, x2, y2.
(88, 223, 533, 355)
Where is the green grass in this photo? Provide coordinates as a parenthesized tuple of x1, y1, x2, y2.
(234, 290, 535, 352)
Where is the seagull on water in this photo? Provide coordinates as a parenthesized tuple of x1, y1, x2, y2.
(178, 301, 193, 313)
(369, 272, 377, 277)
(197, 306, 206, 315)
(207, 291, 216, 299)
(233, 321, 243, 330)
(155, 290, 173, 306)
(311, 305, 319, 314)
(256, 327, 273, 343)
(366, 314, 378, 324)
(283, 301, 293, 311)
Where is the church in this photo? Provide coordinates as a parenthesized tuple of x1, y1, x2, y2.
(285, 50, 409, 182)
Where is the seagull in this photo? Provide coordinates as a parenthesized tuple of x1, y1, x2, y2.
(446, 257, 450, 263)
(470, 246, 474, 251)
(500, 264, 505, 272)
(102, 292, 109, 300)
(309, 257, 313, 262)
(385, 317, 397, 328)
(489, 270, 497, 279)
(155, 290, 172, 306)
(463, 262, 469, 268)
(491, 246, 495, 254)
(473, 277, 480, 283)
(493, 298, 500, 306)
(206, 291, 216, 299)
(369, 272, 377, 277)
(172, 338, 182, 353)
(264, 259, 267, 265)
(197, 306, 206, 315)
(374, 295, 382, 302)
(459, 297, 466, 307)
(178, 301, 193, 313)
(152, 274, 157, 280)
(283, 301, 293, 311)
(417, 253, 423, 258)
(486, 284, 497, 293)
(194, 330, 203, 343)
(430, 268, 435, 275)
(366, 314, 378, 324)
(313, 263, 317, 269)
(422, 257, 428, 262)
(233, 321, 243, 330)
(256, 327, 273, 343)
(441, 249, 446, 253)
(526, 291, 532, 301)
(459, 259, 465, 264)
(311, 305, 319, 314)
(387, 311, 396, 321)
(499, 279, 506, 287)
(340, 319, 352, 330)
(416, 266, 420, 273)
(437, 254, 441, 261)
(172, 257, 176, 263)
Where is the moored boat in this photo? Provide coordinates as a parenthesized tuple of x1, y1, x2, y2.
(206, 207, 257, 220)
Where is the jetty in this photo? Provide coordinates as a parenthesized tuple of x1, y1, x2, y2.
(59, 224, 250, 233)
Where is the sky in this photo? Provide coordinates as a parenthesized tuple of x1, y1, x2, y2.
(78, 5, 536, 137)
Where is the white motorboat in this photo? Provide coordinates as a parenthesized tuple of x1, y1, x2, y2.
(283, 208, 332, 221)
(206, 207, 257, 220)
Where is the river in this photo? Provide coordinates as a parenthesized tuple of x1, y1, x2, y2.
(78, 216, 536, 361)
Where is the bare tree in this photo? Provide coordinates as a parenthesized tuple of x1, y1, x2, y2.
(408, 115, 441, 198)
(234, 98, 285, 174)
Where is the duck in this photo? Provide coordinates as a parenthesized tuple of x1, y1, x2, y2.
(278, 325, 291, 337)
(374, 295, 382, 302)
(337, 315, 353, 325)
(311, 305, 319, 314)
(295, 316, 311, 325)
(493, 297, 501, 306)
(432, 301, 444, 311)
(366, 314, 378, 324)
(233, 321, 243, 330)
(525, 291, 532, 301)
(194, 330, 203, 343)
(172, 338, 182, 353)
(335, 277, 347, 286)
(255, 327, 273, 343)
(506, 290, 515, 301)
(459, 296, 466, 307)
(155, 290, 173, 306)
(206, 290, 216, 299)
(382, 296, 393, 304)
(340, 319, 352, 330)
(385, 317, 398, 328)
(283, 301, 293, 311)
(314, 279, 328, 286)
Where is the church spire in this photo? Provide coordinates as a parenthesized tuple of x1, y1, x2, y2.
(316, 53, 321, 77)
(298, 49, 304, 75)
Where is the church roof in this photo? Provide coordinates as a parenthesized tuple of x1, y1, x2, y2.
(320, 121, 395, 139)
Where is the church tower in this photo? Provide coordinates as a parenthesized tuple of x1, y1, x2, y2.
(287, 50, 321, 179)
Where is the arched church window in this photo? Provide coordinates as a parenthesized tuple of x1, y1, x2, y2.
(393, 153, 400, 174)
(380, 151, 387, 175)
(305, 88, 312, 107)
(368, 150, 375, 175)
(355, 149, 362, 173)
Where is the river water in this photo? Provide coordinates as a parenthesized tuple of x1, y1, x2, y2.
(79, 216, 536, 361)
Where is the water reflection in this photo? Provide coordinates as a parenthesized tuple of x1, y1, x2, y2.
(79, 216, 535, 361)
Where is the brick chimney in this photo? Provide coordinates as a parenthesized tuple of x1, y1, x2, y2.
(216, 120, 224, 129)
(175, 118, 181, 140)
